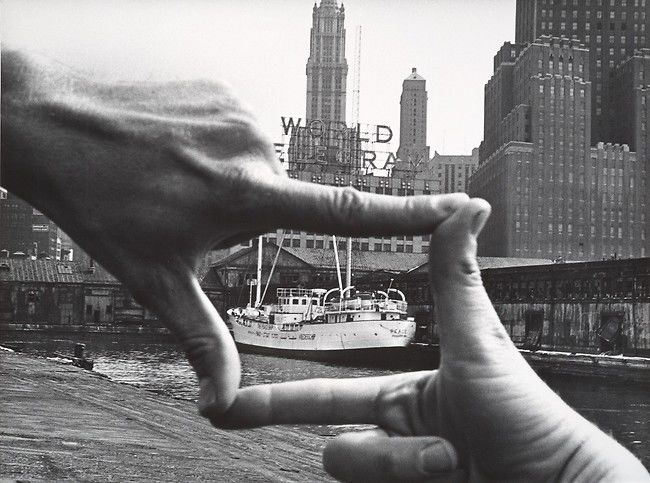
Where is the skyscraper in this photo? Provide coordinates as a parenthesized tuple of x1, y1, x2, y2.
(397, 68, 430, 164)
(471, 28, 648, 258)
(515, 0, 648, 148)
(305, 0, 348, 123)
(509, 0, 650, 260)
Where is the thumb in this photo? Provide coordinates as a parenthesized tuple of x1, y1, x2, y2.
(428, 198, 519, 363)
(124, 261, 240, 415)
(323, 429, 462, 483)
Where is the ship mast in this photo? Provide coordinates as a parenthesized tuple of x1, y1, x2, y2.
(345, 237, 352, 288)
(346, 25, 362, 290)
(255, 235, 263, 306)
(332, 235, 344, 293)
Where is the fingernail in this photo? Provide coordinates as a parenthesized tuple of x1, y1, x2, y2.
(471, 208, 489, 236)
(198, 378, 215, 415)
(419, 441, 458, 475)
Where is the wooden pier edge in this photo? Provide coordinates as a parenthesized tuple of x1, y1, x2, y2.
(0, 349, 332, 482)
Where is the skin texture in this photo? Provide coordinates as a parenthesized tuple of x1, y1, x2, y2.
(3, 49, 648, 482)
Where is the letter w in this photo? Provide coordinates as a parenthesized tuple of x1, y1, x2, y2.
(281, 117, 302, 135)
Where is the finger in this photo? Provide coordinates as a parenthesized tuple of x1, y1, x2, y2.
(323, 429, 460, 483)
(267, 177, 469, 237)
(205, 371, 431, 429)
(427, 198, 555, 404)
(123, 261, 241, 415)
(428, 198, 522, 362)
(427, 199, 595, 474)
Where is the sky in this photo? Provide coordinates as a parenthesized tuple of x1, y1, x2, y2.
(2, 0, 516, 156)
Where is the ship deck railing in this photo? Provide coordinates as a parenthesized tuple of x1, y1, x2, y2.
(324, 299, 407, 313)
(276, 288, 319, 298)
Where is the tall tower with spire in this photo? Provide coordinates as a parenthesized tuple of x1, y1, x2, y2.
(306, 0, 348, 123)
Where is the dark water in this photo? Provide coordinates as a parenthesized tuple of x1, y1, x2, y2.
(3, 332, 649, 468)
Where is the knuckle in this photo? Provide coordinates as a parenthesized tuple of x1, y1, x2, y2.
(332, 186, 365, 226)
(458, 253, 482, 283)
(375, 382, 417, 434)
(402, 195, 418, 217)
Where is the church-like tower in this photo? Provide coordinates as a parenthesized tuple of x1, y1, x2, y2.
(306, 0, 348, 123)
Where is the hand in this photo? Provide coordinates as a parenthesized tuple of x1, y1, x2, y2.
(218, 199, 650, 482)
(1, 48, 468, 416)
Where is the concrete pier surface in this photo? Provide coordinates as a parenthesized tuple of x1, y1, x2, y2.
(0, 350, 331, 481)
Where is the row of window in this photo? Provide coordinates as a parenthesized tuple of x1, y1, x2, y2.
(543, 0, 645, 7)
(542, 8, 646, 21)
(539, 84, 585, 96)
(240, 237, 432, 253)
(542, 20, 647, 36)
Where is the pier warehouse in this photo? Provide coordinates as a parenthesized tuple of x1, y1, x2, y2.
(360, 257, 650, 357)
(0, 256, 223, 333)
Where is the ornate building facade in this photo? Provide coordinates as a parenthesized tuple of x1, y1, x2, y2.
(305, 0, 348, 123)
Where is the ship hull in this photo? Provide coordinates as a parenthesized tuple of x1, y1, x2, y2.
(235, 341, 412, 363)
(232, 318, 416, 363)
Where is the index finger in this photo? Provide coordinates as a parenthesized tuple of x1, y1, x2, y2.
(263, 177, 470, 237)
(205, 371, 430, 429)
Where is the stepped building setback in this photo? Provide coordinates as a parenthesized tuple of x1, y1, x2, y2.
(471, 0, 649, 260)
(515, 0, 648, 145)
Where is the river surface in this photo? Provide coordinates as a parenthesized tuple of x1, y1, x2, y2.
(3, 332, 649, 468)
